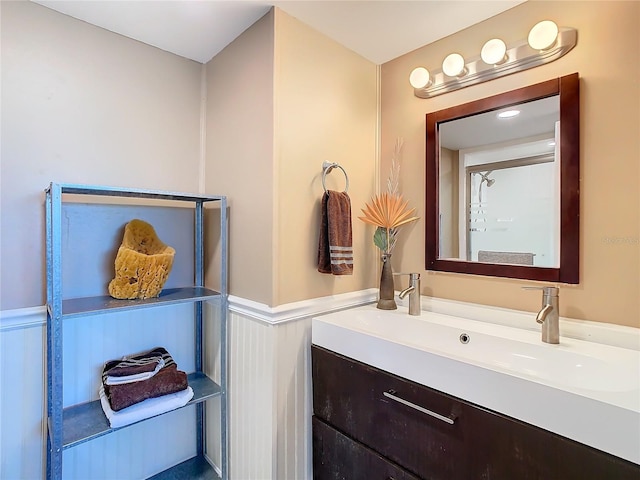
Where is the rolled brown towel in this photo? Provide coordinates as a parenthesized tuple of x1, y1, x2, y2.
(103, 346, 175, 384)
(102, 347, 187, 412)
(104, 365, 188, 411)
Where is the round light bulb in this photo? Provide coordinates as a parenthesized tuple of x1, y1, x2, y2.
(442, 53, 466, 77)
(481, 38, 507, 65)
(528, 20, 559, 51)
(409, 67, 431, 89)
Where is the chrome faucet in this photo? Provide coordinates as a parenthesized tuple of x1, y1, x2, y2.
(396, 273, 421, 316)
(524, 286, 560, 344)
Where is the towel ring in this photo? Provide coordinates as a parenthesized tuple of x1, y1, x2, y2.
(321, 161, 349, 193)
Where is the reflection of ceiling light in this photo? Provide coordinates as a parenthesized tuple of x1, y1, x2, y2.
(548, 141, 556, 146)
(409, 67, 431, 89)
(481, 38, 508, 65)
(497, 110, 520, 118)
(442, 53, 466, 77)
(528, 20, 559, 51)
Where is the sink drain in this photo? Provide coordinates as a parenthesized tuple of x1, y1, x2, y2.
(459, 333, 470, 344)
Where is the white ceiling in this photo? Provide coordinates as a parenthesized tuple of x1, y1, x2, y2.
(32, 0, 525, 65)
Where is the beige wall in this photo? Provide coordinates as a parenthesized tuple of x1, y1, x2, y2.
(0, 1, 203, 310)
(206, 8, 378, 307)
(381, 1, 640, 327)
(273, 9, 379, 306)
(204, 10, 276, 305)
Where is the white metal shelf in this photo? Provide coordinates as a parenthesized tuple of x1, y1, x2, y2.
(56, 372, 221, 449)
(56, 287, 221, 319)
(149, 454, 219, 480)
(51, 183, 225, 203)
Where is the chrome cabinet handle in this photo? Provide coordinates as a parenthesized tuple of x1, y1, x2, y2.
(383, 390, 457, 425)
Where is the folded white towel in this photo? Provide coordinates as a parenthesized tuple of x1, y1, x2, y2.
(99, 385, 194, 429)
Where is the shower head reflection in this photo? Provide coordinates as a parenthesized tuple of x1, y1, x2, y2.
(479, 171, 495, 187)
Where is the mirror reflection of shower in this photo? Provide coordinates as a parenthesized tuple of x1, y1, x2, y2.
(469, 170, 494, 241)
(465, 159, 559, 265)
(477, 170, 495, 204)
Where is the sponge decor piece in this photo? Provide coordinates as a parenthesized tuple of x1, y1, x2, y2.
(108, 219, 175, 299)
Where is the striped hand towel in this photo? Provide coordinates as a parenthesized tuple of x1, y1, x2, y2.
(317, 190, 353, 275)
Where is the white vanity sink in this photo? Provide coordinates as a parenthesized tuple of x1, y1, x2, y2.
(312, 304, 640, 464)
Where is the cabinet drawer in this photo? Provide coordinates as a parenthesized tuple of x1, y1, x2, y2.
(312, 345, 469, 479)
(312, 345, 640, 480)
(313, 416, 420, 480)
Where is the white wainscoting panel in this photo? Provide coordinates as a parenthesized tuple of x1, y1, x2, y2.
(221, 310, 312, 480)
(274, 317, 313, 480)
(62, 304, 196, 407)
(203, 300, 222, 475)
(224, 290, 376, 480)
(62, 406, 197, 479)
(0, 318, 46, 480)
(225, 310, 276, 480)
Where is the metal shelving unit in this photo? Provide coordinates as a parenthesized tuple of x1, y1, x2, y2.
(45, 183, 228, 480)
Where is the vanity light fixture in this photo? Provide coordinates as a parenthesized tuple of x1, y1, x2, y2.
(410, 20, 576, 99)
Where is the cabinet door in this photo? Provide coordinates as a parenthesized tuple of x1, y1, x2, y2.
(468, 405, 640, 480)
(313, 416, 421, 480)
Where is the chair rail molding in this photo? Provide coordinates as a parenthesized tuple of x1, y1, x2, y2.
(0, 305, 47, 331)
(228, 289, 378, 325)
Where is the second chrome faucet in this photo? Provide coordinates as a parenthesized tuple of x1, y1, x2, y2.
(524, 286, 560, 344)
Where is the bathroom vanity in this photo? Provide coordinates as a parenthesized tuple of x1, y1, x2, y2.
(311, 305, 640, 479)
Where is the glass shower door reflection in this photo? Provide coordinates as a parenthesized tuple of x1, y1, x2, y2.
(468, 162, 559, 267)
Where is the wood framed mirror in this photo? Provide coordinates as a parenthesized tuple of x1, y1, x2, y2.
(425, 73, 579, 283)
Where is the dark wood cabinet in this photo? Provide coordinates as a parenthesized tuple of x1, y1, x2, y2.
(312, 345, 640, 480)
(313, 416, 421, 480)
